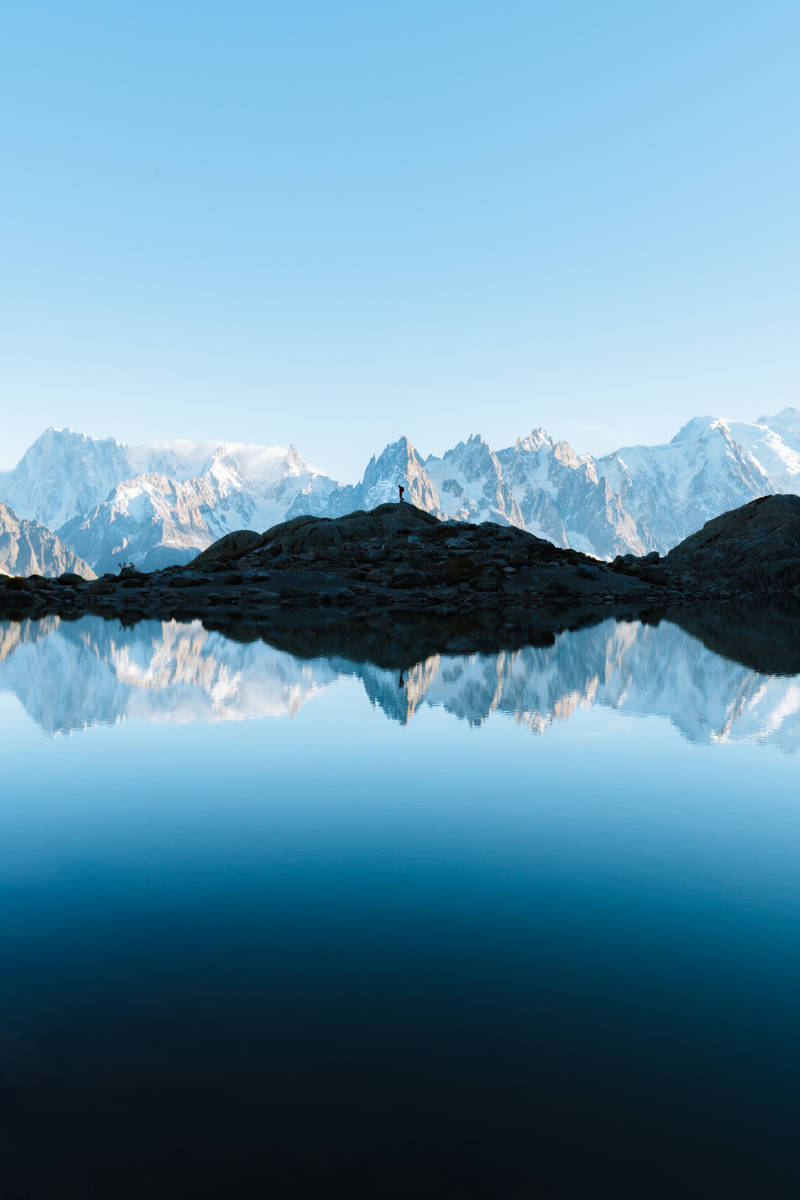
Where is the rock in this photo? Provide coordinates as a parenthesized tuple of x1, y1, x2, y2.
(667, 495, 800, 592)
(166, 574, 203, 588)
(638, 566, 667, 585)
(476, 576, 498, 592)
(192, 530, 263, 564)
(4, 495, 800, 628)
(391, 571, 426, 588)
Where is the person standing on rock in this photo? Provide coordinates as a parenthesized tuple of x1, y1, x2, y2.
(398, 484, 405, 502)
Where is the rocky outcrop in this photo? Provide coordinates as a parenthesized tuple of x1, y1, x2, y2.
(0, 501, 656, 643)
(666, 494, 800, 592)
(2, 496, 800, 632)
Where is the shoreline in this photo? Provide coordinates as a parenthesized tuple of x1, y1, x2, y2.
(2, 498, 800, 671)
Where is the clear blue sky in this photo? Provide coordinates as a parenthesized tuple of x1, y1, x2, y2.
(1, 1, 798, 480)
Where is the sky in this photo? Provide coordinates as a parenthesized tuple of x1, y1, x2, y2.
(1, 0, 798, 482)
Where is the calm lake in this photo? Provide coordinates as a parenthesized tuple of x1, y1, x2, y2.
(2, 615, 800, 1196)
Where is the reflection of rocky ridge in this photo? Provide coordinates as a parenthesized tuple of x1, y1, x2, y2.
(1, 616, 799, 750)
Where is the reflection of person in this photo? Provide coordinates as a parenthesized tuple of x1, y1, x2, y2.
(398, 484, 405, 502)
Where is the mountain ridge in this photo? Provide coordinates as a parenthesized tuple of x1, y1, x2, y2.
(2, 410, 800, 574)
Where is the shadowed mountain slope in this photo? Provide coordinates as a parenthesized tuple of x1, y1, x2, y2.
(0, 502, 95, 579)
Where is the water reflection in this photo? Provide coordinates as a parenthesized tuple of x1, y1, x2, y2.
(2, 614, 799, 749)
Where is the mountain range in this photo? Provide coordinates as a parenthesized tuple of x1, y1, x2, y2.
(2, 409, 800, 576)
(2, 615, 798, 751)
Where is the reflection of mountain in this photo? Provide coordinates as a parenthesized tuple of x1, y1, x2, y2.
(1, 616, 799, 750)
(0, 618, 337, 736)
(347, 622, 800, 750)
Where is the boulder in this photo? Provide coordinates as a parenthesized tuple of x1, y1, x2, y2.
(192, 530, 263, 565)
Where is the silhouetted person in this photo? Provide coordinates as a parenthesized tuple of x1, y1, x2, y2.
(398, 670, 405, 689)
(398, 484, 405, 502)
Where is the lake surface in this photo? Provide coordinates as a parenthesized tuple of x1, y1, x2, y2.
(2, 615, 800, 1196)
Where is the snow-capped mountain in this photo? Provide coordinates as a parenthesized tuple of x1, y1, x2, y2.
(303, 412, 800, 557)
(426, 436, 523, 528)
(58, 444, 336, 574)
(301, 437, 442, 518)
(0, 427, 132, 532)
(3, 614, 799, 751)
(0, 501, 95, 579)
(495, 432, 643, 556)
(2, 409, 800, 573)
(0, 428, 335, 575)
(598, 418, 778, 552)
(297, 431, 642, 558)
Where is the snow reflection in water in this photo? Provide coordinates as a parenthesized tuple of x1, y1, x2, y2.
(1, 614, 799, 749)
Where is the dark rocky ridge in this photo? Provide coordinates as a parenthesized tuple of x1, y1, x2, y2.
(1, 498, 799, 654)
(666, 493, 800, 592)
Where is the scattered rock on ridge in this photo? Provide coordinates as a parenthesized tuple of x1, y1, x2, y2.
(193, 529, 263, 564)
(2, 498, 800, 633)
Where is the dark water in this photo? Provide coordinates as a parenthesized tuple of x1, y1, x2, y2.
(1, 616, 800, 1196)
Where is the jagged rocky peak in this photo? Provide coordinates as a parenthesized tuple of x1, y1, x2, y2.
(425, 434, 521, 527)
(513, 428, 552, 453)
(433, 432, 495, 465)
(551, 439, 588, 470)
(495, 429, 632, 557)
(286, 444, 304, 472)
(505, 428, 587, 466)
(359, 436, 440, 511)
